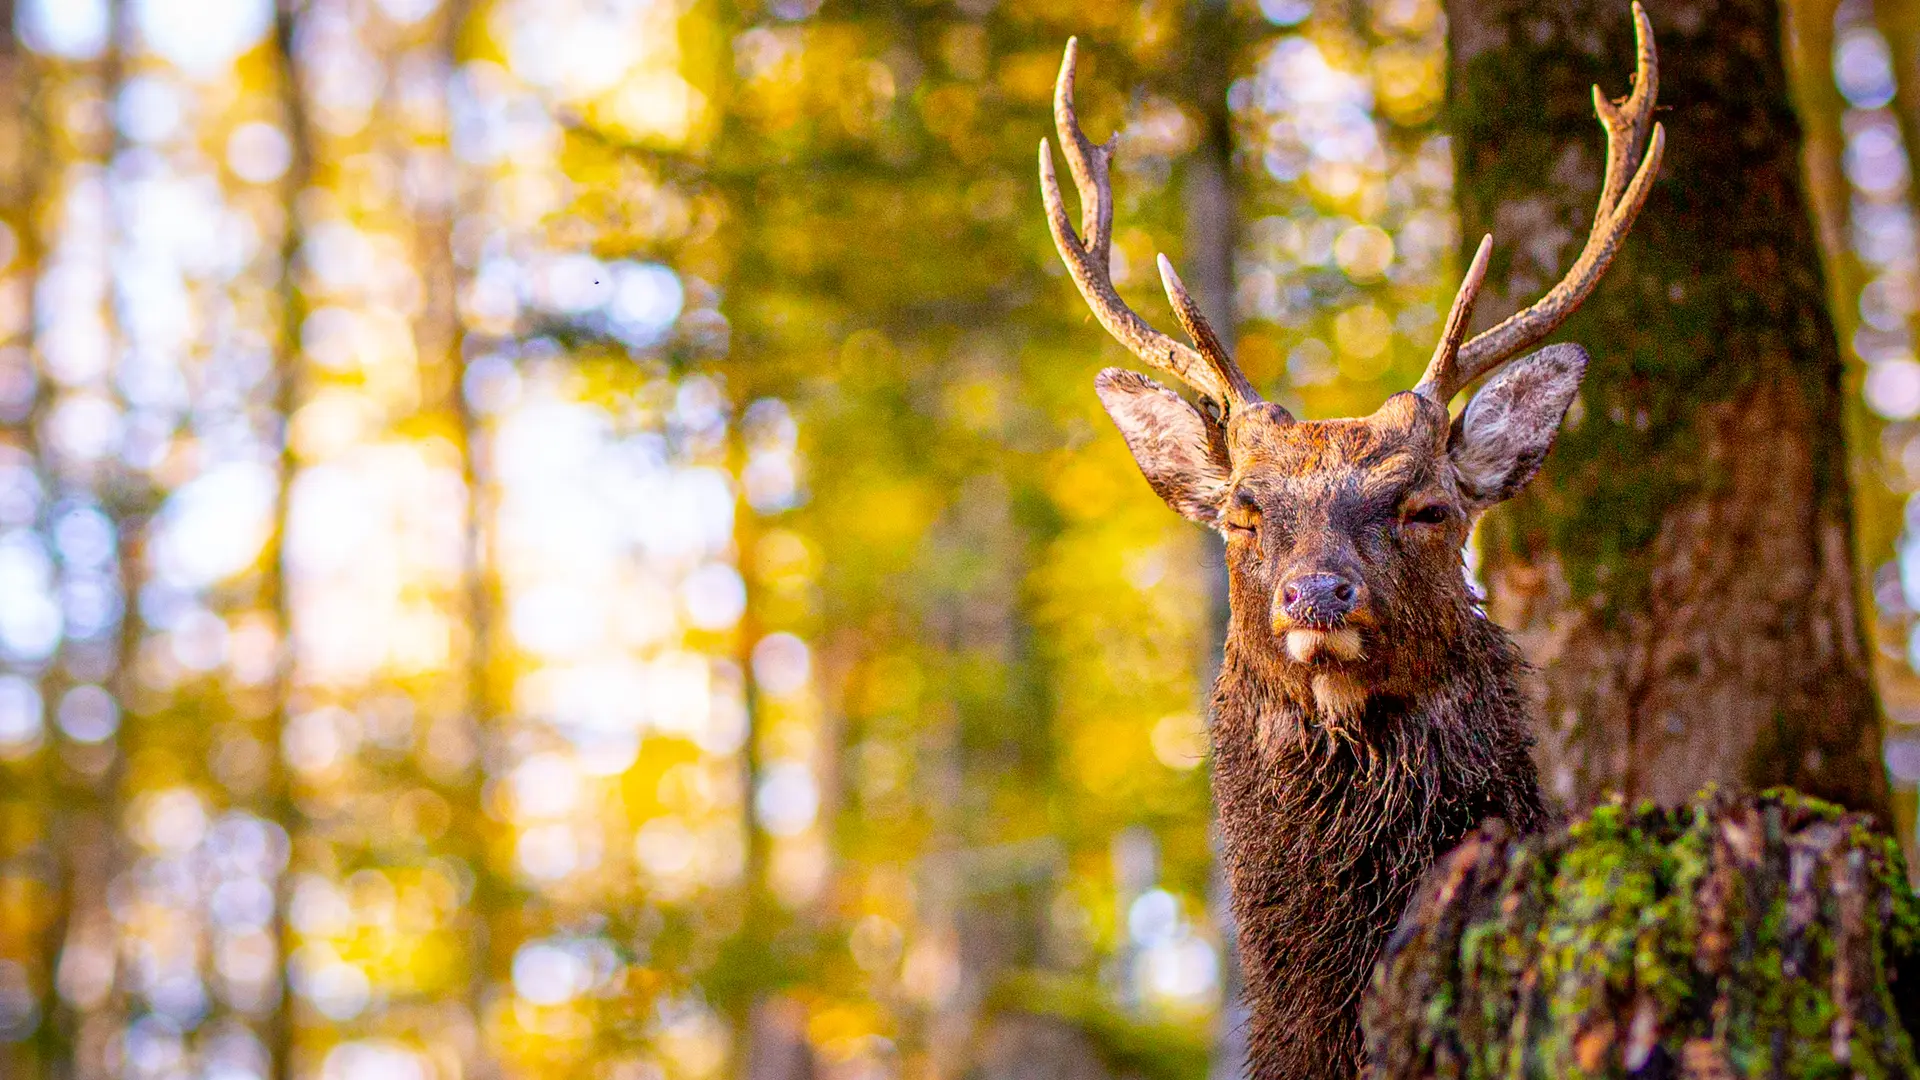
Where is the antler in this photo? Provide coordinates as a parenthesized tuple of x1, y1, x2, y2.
(1414, 1, 1665, 406)
(1040, 38, 1261, 413)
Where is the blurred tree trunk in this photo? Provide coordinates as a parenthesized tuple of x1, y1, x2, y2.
(1878, 0, 1920, 453)
(0, 0, 56, 1071)
(416, 5, 506, 1078)
(1879, 0, 1920, 259)
(1450, 0, 1892, 820)
(266, 5, 314, 1079)
(1783, 0, 1859, 333)
(1780, 0, 1876, 482)
(744, 998, 819, 1080)
(1175, 3, 1251, 1077)
(53, 5, 141, 1077)
(975, 1015, 1114, 1080)
(1794, 0, 1919, 854)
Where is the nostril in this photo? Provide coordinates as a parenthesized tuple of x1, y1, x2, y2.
(1282, 574, 1360, 626)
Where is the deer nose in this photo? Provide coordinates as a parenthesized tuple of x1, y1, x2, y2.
(1280, 573, 1360, 627)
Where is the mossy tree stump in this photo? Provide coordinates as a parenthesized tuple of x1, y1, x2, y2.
(1363, 791, 1920, 1079)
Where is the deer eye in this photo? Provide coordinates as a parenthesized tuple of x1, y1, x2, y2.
(1404, 503, 1449, 527)
(1223, 497, 1260, 535)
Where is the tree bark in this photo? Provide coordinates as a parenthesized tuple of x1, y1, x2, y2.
(1363, 791, 1920, 1077)
(1448, 0, 1891, 819)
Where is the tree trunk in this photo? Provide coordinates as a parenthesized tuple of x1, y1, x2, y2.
(1363, 791, 1920, 1077)
(1878, 0, 1920, 344)
(976, 1015, 1115, 1080)
(745, 997, 820, 1080)
(1449, 0, 1891, 819)
(1177, 3, 1250, 1077)
(265, 7, 314, 1078)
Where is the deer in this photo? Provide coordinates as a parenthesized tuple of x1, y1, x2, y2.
(1038, 8, 1664, 1078)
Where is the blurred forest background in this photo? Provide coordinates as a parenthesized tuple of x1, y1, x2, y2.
(0, 0, 1910, 1078)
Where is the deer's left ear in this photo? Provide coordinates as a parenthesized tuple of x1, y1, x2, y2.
(1095, 367, 1232, 525)
(1447, 343, 1589, 507)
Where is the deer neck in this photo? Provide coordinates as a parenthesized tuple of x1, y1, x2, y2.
(1207, 617, 1548, 1079)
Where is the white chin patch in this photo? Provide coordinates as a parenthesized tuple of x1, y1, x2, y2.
(1285, 627, 1364, 663)
(1311, 672, 1368, 724)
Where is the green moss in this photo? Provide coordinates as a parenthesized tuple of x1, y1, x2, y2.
(1365, 790, 1920, 1079)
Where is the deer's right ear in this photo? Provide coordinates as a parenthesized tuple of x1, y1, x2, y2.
(1095, 368, 1232, 524)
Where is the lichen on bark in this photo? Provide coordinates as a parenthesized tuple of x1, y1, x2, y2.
(1362, 790, 1920, 1079)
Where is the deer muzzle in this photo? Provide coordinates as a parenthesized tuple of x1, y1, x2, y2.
(1278, 572, 1362, 627)
(1284, 627, 1365, 664)
(1272, 570, 1369, 663)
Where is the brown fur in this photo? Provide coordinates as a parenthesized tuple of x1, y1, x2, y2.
(1206, 396, 1549, 1078)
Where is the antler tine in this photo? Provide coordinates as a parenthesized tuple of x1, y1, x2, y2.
(1413, 234, 1493, 405)
(1159, 254, 1261, 409)
(1052, 38, 1114, 267)
(1441, 2, 1665, 394)
(1595, 2, 1659, 214)
(1039, 39, 1230, 408)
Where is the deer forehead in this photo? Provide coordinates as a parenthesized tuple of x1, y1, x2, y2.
(1232, 420, 1440, 497)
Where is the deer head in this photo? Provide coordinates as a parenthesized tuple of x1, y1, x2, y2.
(1041, 10, 1662, 728)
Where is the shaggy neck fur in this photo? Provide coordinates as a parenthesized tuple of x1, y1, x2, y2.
(1211, 613, 1548, 1078)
